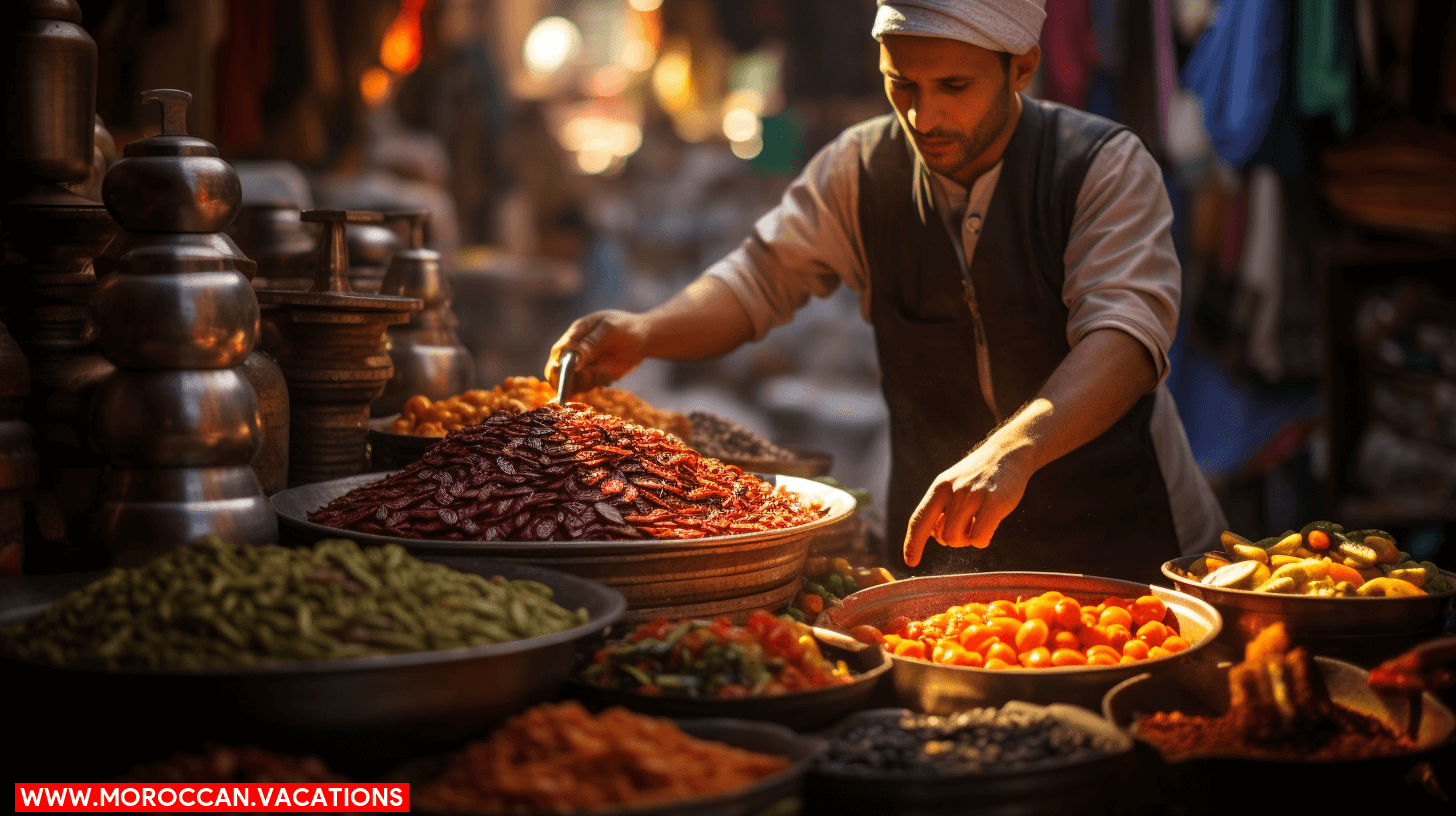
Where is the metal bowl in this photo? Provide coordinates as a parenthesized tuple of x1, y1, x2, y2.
(824, 572, 1223, 713)
(563, 626, 893, 731)
(386, 718, 818, 816)
(1102, 655, 1456, 812)
(367, 414, 433, 471)
(805, 703, 1134, 816)
(1162, 554, 1456, 665)
(273, 473, 858, 623)
(0, 558, 625, 779)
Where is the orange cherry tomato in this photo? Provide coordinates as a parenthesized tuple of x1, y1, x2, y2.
(959, 624, 997, 652)
(850, 625, 885, 646)
(1087, 652, 1119, 666)
(904, 622, 924, 640)
(882, 634, 903, 648)
(1080, 625, 1111, 649)
(1136, 621, 1169, 648)
(1087, 644, 1121, 662)
(950, 647, 984, 668)
(1118, 655, 1139, 665)
(964, 603, 988, 618)
(1051, 648, 1087, 667)
(1308, 529, 1330, 550)
(987, 616, 1022, 643)
(986, 642, 1019, 666)
(988, 600, 1020, 620)
(1038, 590, 1065, 603)
(1104, 624, 1132, 652)
(1053, 598, 1083, 630)
(1148, 646, 1173, 659)
(1015, 618, 1050, 652)
(1131, 596, 1168, 629)
(1020, 647, 1053, 669)
(885, 616, 913, 636)
(1122, 639, 1150, 660)
(932, 643, 954, 664)
(1052, 630, 1082, 651)
(893, 640, 927, 660)
(926, 613, 952, 630)
(1326, 562, 1365, 588)
(1098, 606, 1133, 629)
(984, 657, 1012, 670)
(975, 636, 1003, 656)
(1163, 635, 1190, 653)
(1023, 598, 1057, 625)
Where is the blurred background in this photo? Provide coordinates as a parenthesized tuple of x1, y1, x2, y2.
(72, 0, 1456, 564)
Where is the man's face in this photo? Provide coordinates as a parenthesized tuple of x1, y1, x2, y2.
(879, 35, 1030, 180)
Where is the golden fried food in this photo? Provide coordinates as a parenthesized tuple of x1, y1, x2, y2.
(389, 377, 691, 441)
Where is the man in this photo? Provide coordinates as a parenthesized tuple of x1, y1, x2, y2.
(548, 0, 1225, 582)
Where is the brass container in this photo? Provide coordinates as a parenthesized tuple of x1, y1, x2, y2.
(92, 90, 275, 563)
(1, 0, 96, 191)
(373, 210, 473, 417)
(257, 210, 420, 486)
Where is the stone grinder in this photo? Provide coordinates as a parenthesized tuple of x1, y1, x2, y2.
(91, 89, 277, 565)
(257, 211, 420, 486)
(373, 209, 474, 417)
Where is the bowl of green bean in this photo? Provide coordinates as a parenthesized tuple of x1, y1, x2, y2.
(0, 538, 626, 774)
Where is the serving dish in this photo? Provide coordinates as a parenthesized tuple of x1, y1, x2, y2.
(0, 558, 625, 778)
(274, 473, 857, 622)
(1163, 554, 1456, 665)
(385, 718, 819, 816)
(825, 571, 1223, 712)
(804, 704, 1134, 816)
(564, 626, 892, 731)
(1103, 654, 1456, 812)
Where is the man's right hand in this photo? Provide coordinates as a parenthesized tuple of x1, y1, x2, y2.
(546, 310, 651, 393)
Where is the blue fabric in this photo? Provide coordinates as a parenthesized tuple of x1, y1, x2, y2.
(1182, 0, 1286, 170)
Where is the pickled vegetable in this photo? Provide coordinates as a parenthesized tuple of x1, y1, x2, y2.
(1186, 522, 1449, 597)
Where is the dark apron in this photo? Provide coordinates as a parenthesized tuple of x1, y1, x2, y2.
(856, 100, 1180, 585)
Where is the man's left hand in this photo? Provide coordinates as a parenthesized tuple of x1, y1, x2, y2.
(902, 437, 1037, 567)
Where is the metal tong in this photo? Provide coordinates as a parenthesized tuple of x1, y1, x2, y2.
(550, 350, 579, 405)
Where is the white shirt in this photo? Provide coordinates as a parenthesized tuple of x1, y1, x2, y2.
(701, 123, 1226, 555)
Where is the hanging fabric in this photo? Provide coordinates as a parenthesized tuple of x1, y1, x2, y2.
(1296, 0, 1355, 134)
(1041, 0, 1099, 108)
(1181, 0, 1284, 170)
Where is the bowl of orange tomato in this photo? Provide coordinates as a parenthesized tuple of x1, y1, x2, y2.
(822, 572, 1222, 713)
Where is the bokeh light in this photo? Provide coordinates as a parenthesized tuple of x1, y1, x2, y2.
(524, 16, 583, 76)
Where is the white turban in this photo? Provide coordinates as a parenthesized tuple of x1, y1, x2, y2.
(873, 0, 1047, 55)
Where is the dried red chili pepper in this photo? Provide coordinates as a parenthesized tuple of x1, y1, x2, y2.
(310, 405, 823, 541)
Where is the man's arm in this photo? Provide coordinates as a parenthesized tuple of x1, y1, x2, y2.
(548, 129, 868, 390)
(903, 328, 1156, 565)
(903, 131, 1181, 566)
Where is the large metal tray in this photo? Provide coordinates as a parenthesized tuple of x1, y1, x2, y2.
(386, 718, 818, 816)
(1102, 655, 1456, 812)
(824, 572, 1223, 713)
(0, 557, 625, 780)
(273, 473, 857, 621)
(1162, 554, 1456, 665)
(805, 703, 1134, 816)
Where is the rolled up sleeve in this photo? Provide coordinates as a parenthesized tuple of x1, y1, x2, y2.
(1062, 131, 1181, 385)
(701, 131, 868, 341)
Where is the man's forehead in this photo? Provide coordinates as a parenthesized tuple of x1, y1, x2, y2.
(879, 35, 1000, 74)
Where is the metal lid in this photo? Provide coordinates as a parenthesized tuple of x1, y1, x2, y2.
(256, 210, 421, 314)
(121, 90, 219, 159)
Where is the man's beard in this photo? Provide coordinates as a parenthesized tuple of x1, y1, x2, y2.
(915, 80, 1014, 179)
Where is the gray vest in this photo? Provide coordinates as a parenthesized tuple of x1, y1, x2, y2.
(855, 98, 1179, 582)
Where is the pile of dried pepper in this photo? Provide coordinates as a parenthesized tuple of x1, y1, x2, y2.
(577, 612, 855, 698)
(311, 405, 823, 541)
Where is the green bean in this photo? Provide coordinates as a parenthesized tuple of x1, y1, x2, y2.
(0, 537, 589, 669)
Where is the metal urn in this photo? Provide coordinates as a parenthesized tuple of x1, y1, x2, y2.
(256, 210, 420, 486)
(91, 89, 276, 565)
(344, 221, 402, 295)
(0, 0, 119, 571)
(373, 210, 474, 417)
